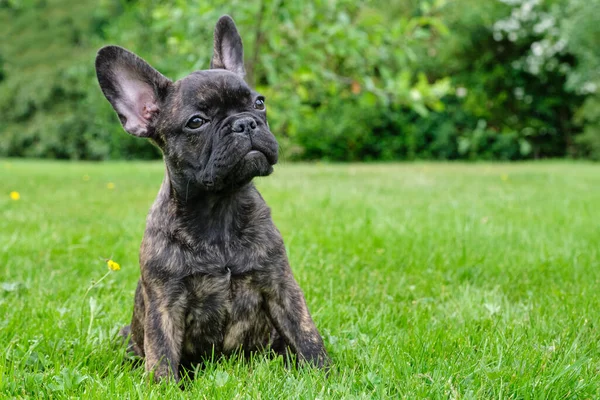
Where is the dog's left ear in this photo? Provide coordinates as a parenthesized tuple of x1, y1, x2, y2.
(210, 15, 245, 76)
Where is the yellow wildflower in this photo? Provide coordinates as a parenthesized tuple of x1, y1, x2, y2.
(83, 175, 90, 181)
(107, 259, 121, 271)
(10, 191, 20, 201)
(107, 182, 115, 190)
(500, 174, 509, 182)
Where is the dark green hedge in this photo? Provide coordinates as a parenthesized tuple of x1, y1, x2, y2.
(0, 0, 598, 161)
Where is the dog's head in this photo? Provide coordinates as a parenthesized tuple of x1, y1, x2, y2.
(95, 16, 278, 193)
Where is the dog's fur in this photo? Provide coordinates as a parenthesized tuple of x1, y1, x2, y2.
(95, 15, 329, 381)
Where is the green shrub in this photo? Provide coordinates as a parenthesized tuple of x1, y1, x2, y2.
(574, 95, 600, 160)
(0, 0, 598, 161)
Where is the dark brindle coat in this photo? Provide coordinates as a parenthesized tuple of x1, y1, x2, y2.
(95, 15, 329, 381)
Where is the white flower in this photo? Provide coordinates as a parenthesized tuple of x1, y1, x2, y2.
(582, 82, 597, 94)
(514, 87, 525, 99)
(456, 87, 468, 98)
(409, 89, 422, 102)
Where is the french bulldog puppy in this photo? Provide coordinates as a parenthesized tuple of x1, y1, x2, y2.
(95, 15, 329, 381)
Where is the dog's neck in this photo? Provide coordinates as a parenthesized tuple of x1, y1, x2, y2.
(157, 166, 267, 241)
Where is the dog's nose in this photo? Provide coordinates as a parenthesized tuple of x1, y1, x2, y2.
(232, 117, 257, 134)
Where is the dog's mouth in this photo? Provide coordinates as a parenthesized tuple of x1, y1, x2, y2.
(197, 134, 278, 191)
(247, 146, 277, 166)
(199, 150, 274, 191)
(242, 150, 273, 176)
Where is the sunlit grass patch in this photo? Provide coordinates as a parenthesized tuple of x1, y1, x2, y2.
(1, 160, 599, 398)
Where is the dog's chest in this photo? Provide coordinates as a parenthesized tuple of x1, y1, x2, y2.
(181, 271, 271, 359)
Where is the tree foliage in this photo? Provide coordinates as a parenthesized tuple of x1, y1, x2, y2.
(0, 0, 598, 160)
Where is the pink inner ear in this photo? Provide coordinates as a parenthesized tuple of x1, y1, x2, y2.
(220, 42, 245, 76)
(114, 66, 159, 136)
(143, 103, 159, 120)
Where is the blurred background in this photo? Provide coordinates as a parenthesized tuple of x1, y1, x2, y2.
(0, 0, 599, 162)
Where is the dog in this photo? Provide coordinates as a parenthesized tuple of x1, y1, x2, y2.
(95, 15, 330, 382)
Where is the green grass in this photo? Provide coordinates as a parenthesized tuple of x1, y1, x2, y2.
(1, 160, 599, 398)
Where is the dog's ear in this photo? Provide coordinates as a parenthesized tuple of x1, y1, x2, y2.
(210, 15, 245, 76)
(95, 46, 171, 137)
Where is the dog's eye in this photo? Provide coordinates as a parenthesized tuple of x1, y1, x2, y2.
(253, 98, 265, 110)
(186, 116, 206, 129)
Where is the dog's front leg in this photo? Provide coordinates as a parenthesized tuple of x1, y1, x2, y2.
(263, 266, 330, 368)
(142, 279, 185, 382)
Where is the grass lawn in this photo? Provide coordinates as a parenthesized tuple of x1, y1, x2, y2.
(1, 160, 599, 398)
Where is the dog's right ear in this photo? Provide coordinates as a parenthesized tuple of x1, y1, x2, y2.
(95, 46, 171, 137)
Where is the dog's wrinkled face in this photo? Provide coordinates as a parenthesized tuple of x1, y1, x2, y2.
(95, 16, 278, 193)
(158, 70, 278, 192)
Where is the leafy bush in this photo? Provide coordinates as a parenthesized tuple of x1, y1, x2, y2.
(0, 0, 598, 161)
(574, 96, 600, 160)
(0, 0, 160, 160)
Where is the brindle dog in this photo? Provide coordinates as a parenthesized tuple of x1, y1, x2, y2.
(95, 15, 329, 381)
